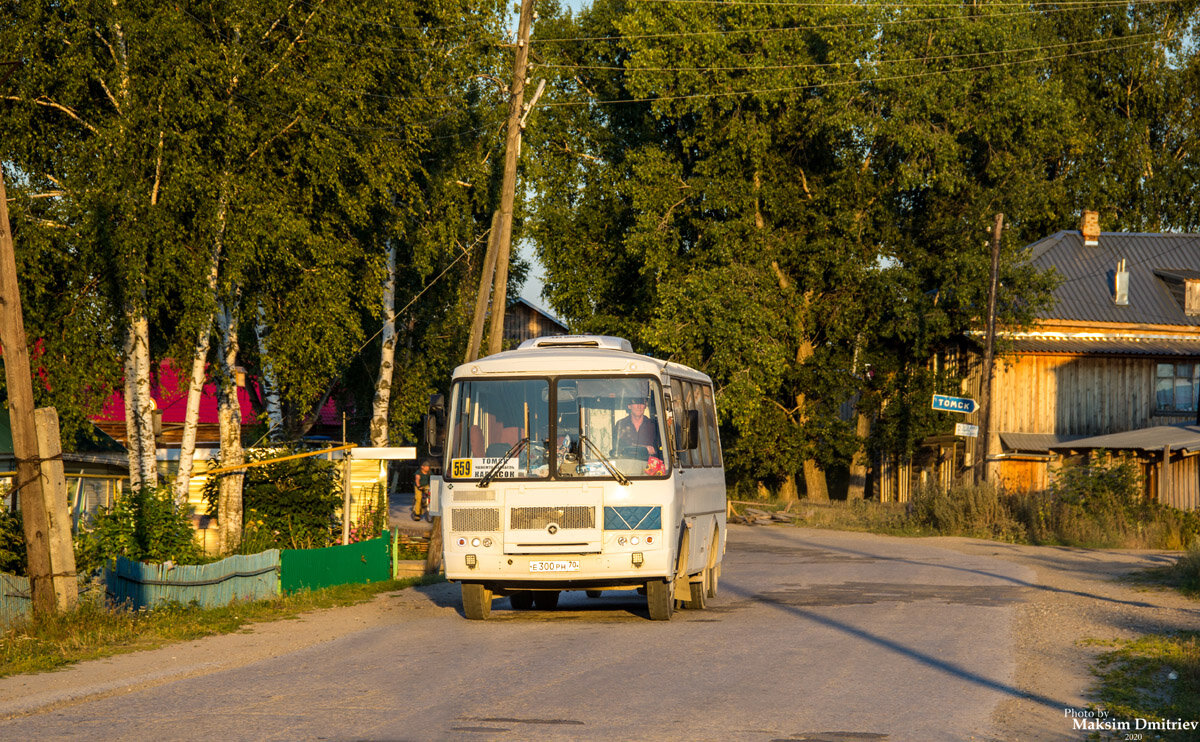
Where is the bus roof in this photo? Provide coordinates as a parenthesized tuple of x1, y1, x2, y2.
(453, 336, 712, 384)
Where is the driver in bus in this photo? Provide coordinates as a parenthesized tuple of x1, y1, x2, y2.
(614, 396, 661, 460)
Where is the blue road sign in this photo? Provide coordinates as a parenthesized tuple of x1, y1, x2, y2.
(931, 394, 978, 414)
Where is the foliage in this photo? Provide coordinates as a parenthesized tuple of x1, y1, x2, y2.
(527, 0, 1077, 494)
(345, 489, 388, 545)
(205, 449, 340, 551)
(0, 504, 25, 576)
(1089, 632, 1200, 734)
(74, 487, 204, 571)
(0, 574, 444, 678)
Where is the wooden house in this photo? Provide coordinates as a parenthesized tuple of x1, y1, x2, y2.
(963, 215, 1200, 509)
(503, 297, 568, 345)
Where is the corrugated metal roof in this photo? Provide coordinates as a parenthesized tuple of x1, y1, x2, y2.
(1047, 424, 1200, 454)
(1000, 432, 1087, 453)
(1008, 337, 1200, 356)
(1029, 231, 1200, 327)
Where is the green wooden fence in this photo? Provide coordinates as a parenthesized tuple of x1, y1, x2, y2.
(3, 531, 400, 620)
(280, 532, 391, 593)
(105, 551, 281, 610)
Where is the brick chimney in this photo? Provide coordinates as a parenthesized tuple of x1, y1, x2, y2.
(1081, 210, 1100, 246)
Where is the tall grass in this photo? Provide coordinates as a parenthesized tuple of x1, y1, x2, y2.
(746, 461, 1200, 550)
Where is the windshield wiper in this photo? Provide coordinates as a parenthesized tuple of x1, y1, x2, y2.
(479, 438, 528, 488)
(578, 434, 630, 486)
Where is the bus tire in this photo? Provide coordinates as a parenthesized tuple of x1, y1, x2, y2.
(533, 590, 560, 610)
(687, 577, 707, 609)
(462, 583, 492, 620)
(646, 578, 673, 621)
(509, 591, 534, 610)
(585, 590, 603, 598)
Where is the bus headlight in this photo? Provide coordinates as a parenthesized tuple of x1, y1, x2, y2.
(471, 537, 481, 547)
(630, 536, 640, 546)
(482, 538, 493, 547)
(465, 554, 477, 568)
(631, 552, 644, 567)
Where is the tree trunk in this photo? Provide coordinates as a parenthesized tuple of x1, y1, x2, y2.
(794, 335, 828, 502)
(846, 411, 871, 501)
(368, 240, 397, 447)
(122, 303, 157, 490)
(173, 177, 227, 503)
(122, 319, 142, 492)
(216, 298, 244, 553)
(255, 302, 284, 440)
(778, 474, 799, 504)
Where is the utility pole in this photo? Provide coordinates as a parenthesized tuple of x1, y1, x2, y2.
(975, 213, 1003, 485)
(486, 0, 537, 357)
(0, 167, 75, 614)
(465, 210, 502, 364)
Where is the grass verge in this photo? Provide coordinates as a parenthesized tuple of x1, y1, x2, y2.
(0, 574, 444, 679)
(1087, 633, 1200, 739)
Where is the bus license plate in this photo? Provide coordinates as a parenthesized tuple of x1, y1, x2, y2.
(529, 560, 580, 573)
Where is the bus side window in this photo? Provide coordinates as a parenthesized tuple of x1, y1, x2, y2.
(701, 384, 722, 467)
(670, 378, 692, 469)
(687, 382, 713, 467)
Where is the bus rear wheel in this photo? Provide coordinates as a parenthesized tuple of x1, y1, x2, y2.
(646, 578, 673, 621)
(533, 590, 560, 610)
(509, 591, 534, 610)
(462, 583, 493, 620)
(686, 577, 707, 609)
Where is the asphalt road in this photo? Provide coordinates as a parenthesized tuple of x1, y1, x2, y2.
(0, 526, 1041, 741)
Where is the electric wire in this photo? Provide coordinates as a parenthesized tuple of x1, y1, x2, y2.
(536, 30, 1160, 72)
(533, 0, 1186, 44)
(539, 35, 1162, 107)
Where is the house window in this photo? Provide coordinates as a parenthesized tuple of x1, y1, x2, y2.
(1155, 363, 1199, 412)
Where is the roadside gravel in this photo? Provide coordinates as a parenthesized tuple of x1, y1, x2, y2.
(932, 537, 1200, 741)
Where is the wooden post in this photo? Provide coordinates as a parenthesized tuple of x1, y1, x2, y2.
(1159, 444, 1171, 505)
(341, 450, 353, 546)
(975, 213, 1004, 485)
(0, 167, 62, 615)
(465, 211, 502, 364)
(485, 0, 537, 357)
(34, 408, 77, 610)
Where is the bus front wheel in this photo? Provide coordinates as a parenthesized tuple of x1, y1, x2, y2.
(462, 583, 493, 620)
(646, 578, 674, 621)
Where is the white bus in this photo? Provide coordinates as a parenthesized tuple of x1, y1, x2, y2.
(425, 335, 726, 620)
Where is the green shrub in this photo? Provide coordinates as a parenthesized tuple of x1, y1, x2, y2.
(0, 503, 25, 575)
(907, 483, 1023, 542)
(75, 486, 204, 571)
(206, 448, 340, 551)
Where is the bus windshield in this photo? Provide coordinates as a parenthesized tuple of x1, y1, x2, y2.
(445, 376, 668, 481)
(556, 377, 667, 480)
(446, 379, 550, 481)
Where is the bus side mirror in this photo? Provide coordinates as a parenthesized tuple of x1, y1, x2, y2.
(676, 409, 699, 451)
(424, 394, 445, 457)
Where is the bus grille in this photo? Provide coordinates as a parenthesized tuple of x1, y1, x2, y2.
(453, 489, 495, 502)
(450, 507, 500, 532)
(509, 506, 595, 530)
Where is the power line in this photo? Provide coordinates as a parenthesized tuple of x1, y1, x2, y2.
(536, 30, 1160, 73)
(630, 0, 1177, 7)
(532, 0, 1184, 44)
(539, 35, 1161, 107)
(291, 0, 501, 34)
